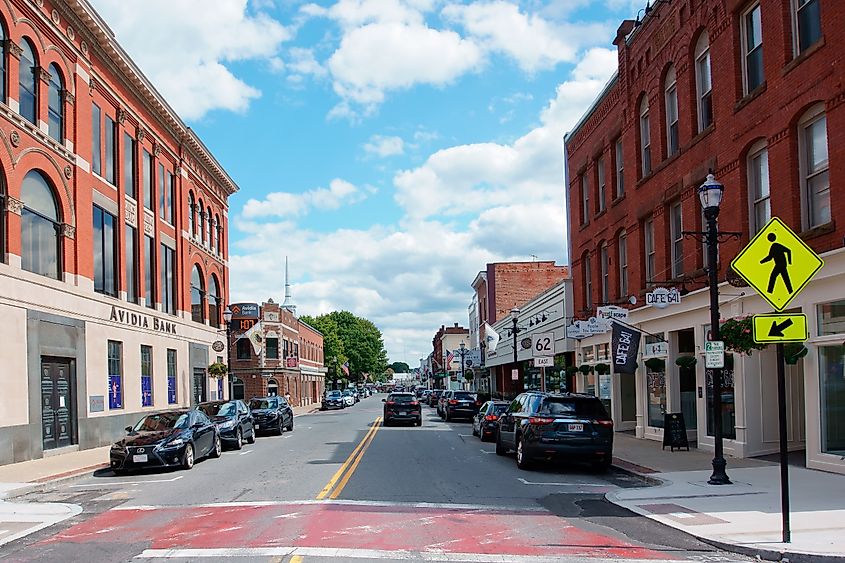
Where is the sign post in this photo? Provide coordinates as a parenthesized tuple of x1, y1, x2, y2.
(733, 216, 824, 544)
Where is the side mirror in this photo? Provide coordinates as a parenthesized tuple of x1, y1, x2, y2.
(124, 426, 133, 433)
(382, 398, 386, 402)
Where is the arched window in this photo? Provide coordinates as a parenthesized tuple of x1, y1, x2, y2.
(205, 206, 211, 247)
(268, 379, 279, 397)
(198, 199, 205, 243)
(188, 191, 195, 236)
(209, 215, 216, 252)
(639, 96, 651, 176)
(664, 66, 679, 157)
(694, 32, 712, 132)
(21, 170, 61, 279)
(18, 38, 37, 124)
(208, 274, 221, 328)
(0, 21, 7, 102)
(215, 214, 221, 254)
(47, 64, 63, 142)
(190, 264, 205, 323)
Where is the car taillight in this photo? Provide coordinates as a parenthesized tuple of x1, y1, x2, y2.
(410, 401, 419, 406)
(595, 419, 613, 427)
(449, 400, 458, 405)
(386, 401, 395, 405)
(528, 417, 555, 425)
(475, 400, 483, 406)
(484, 415, 499, 421)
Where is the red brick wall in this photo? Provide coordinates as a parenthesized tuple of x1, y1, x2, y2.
(566, 0, 845, 318)
(488, 262, 569, 323)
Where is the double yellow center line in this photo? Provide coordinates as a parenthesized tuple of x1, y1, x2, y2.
(316, 416, 382, 500)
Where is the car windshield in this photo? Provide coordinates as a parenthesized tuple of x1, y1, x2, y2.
(539, 398, 610, 419)
(342, 390, 352, 396)
(454, 392, 476, 401)
(327, 391, 342, 398)
(491, 404, 508, 415)
(198, 402, 237, 417)
(388, 393, 414, 403)
(133, 412, 189, 431)
(250, 399, 277, 410)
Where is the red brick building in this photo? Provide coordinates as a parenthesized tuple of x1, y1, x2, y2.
(0, 0, 235, 464)
(430, 323, 469, 389)
(564, 0, 845, 473)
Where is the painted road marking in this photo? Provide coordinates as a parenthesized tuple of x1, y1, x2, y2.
(289, 555, 304, 563)
(517, 478, 612, 487)
(70, 475, 184, 487)
(238, 450, 253, 456)
(328, 418, 382, 500)
(114, 499, 546, 512)
(315, 417, 381, 500)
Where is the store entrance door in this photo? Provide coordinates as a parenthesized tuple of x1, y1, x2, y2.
(41, 358, 76, 451)
(192, 368, 207, 405)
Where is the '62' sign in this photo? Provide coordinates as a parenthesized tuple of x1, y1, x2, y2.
(531, 332, 554, 357)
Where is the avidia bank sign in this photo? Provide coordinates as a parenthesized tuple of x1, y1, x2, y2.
(109, 306, 177, 334)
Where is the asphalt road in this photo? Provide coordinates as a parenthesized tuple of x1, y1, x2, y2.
(0, 394, 752, 563)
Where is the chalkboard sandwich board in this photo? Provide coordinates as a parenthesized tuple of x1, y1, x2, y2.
(662, 412, 690, 452)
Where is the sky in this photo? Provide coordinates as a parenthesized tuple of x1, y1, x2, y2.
(89, 0, 640, 367)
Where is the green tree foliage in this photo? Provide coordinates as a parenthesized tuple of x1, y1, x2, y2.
(300, 311, 388, 383)
(389, 361, 410, 373)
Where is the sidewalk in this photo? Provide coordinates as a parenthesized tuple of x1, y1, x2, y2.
(608, 432, 845, 562)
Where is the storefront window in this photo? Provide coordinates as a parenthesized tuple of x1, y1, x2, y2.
(599, 373, 612, 415)
(819, 299, 845, 336)
(820, 345, 845, 455)
(706, 360, 737, 439)
(645, 334, 666, 428)
(586, 371, 596, 396)
(597, 343, 609, 361)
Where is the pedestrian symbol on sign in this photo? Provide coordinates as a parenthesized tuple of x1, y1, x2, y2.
(760, 233, 792, 295)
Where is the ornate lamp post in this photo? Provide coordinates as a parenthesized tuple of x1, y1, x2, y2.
(223, 307, 233, 399)
(459, 342, 466, 387)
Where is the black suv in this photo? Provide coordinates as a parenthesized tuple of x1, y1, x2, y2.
(439, 390, 480, 421)
(197, 400, 256, 450)
(383, 392, 422, 426)
(249, 396, 294, 435)
(496, 392, 613, 471)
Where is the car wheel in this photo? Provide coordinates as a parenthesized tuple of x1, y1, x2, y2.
(444, 410, 450, 422)
(593, 457, 613, 472)
(277, 419, 285, 435)
(246, 427, 256, 444)
(495, 431, 508, 456)
(472, 423, 479, 437)
(182, 444, 195, 470)
(516, 435, 532, 470)
(210, 435, 222, 458)
(416, 418, 422, 427)
(233, 429, 243, 450)
(480, 430, 491, 443)
(383, 418, 391, 427)
(286, 417, 294, 432)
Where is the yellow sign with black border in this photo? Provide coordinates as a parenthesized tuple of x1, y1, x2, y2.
(752, 313, 808, 344)
(730, 217, 823, 312)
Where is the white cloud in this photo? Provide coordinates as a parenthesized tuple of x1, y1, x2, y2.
(287, 48, 328, 78)
(364, 135, 405, 157)
(242, 179, 369, 218)
(89, 0, 291, 119)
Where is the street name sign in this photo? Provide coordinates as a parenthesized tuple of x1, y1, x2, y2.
(752, 313, 808, 343)
(704, 341, 724, 369)
(532, 332, 554, 357)
(730, 217, 823, 311)
(534, 356, 554, 367)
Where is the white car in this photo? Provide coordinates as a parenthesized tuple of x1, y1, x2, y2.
(342, 391, 355, 406)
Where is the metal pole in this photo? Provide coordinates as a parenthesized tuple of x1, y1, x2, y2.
(512, 317, 519, 392)
(461, 349, 465, 382)
(225, 321, 232, 400)
(776, 343, 792, 542)
(706, 206, 731, 485)
(541, 366, 546, 393)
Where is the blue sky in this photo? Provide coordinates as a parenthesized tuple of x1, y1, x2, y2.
(90, 0, 638, 365)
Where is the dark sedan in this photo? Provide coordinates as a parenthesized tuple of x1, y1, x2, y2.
(197, 400, 255, 450)
(322, 390, 345, 410)
(249, 396, 294, 434)
(383, 392, 421, 426)
(110, 409, 220, 473)
(472, 400, 509, 441)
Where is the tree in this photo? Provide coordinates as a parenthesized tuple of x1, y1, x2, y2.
(300, 311, 388, 384)
(389, 361, 410, 373)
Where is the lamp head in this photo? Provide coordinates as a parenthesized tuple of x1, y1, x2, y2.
(223, 307, 233, 323)
(698, 173, 724, 210)
(510, 307, 520, 320)
(459, 341, 465, 351)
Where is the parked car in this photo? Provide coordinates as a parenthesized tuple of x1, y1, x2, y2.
(420, 389, 432, 403)
(322, 390, 346, 410)
(110, 409, 220, 473)
(428, 389, 442, 407)
(197, 399, 256, 450)
(341, 389, 356, 407)
(472, 400, 509, 441)
(383, 392, 422, 426)
(249, 396, 294, 434)
(496, 392, 613, 471)
(440, 391, 480, 422)
(436, 390, 452, 418)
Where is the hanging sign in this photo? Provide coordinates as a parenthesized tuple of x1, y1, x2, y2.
(752, 313, 808, 344)
(646, 287, 681, 309)
(611, 321, 641, 374)
(597, 305, 629, 323)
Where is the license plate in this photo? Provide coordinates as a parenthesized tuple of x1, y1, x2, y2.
(568, 424, 584, 432)
(132, 454, 148, 463)
(399, 411, 407, 415)
(254, 425, 260, 430)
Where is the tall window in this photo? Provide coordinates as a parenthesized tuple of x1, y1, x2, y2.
(47, 64, 63, 143)
(0, 24, 6, 102)
(800, 108, 829, 227)
(670, 202, 683, 278)
(123, 133, 136, 198)
(742, 3, 764, 94)
(167, 349, 177, 404)
(158, 163, 166, 219)
(198, 199, 205, 242)
(584, 252, 593, 309)
(205, 206, 212, 246)
(125, 225, 138, 303)
(266, 337, 279, 359)
(92, 205, 117, 296)
(237, 338, 251, 360)
(188, 191, 196, 236)
(614, 139, 624, 198)
(108, 340, 123, 410)
(91, 104, 102, 175)
(208, 274, 221, 328)
(18, 39, 37, 125)
(748, 142, 770, 232)
(104, 116, 116, 185)
(167, 171, 175, 224)
(160, 244, 176, 315)
(600, 242, 609, 304)
(21, 170, 61, 279)
(695, 32, 713, 132)
(794, 0, 821, 54)
(0, 173, 5, 263)
(191, 265, 205, 323)
(144, 234, 155, 308)
(644, 218, 655, 284)
(639, 96, 651, 176)
(618, 231, 628, 297)
(143, 150, 153, 210)
(664, 66, 679, 157)
(141, 345, 153, 407)
(596, 157, 606, 213)
(580, 174, 589, 224)
(215, 215, 222, 254)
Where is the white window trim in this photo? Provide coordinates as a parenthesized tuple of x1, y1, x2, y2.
(597, 157, 606, 213)
(791, 0, 821, 56)
(618, 231, 628, 297)
(640, 97, 651, 175)
(581, 174, 590, 224)
(585, 253, 593, 309)
(664, 66, 679, 157)
(740, 2, 764, 95)
(670, 202, 683, 278)
(694, 33, 712, 132)
(615, 138, 624, 198)
(600, 242, 609, 304)
(747, 140, 770, 233)
(644, 218, 655, 283)
(798, 104, 829, 229)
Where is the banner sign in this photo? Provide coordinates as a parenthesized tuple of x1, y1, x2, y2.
(611, 321, 641, 374)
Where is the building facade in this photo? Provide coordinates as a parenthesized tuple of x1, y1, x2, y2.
(565, 0, 845, 473)
(430, 323, 469, 389)
(0, 0, 236, 465)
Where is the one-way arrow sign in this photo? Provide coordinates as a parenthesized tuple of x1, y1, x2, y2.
(753, 314, 808, 344)
(769, 319, 794, 338)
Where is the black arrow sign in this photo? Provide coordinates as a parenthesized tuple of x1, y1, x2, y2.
(769, 319, 794, 338)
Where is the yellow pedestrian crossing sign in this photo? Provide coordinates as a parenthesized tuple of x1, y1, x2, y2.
(731, 217, 823, 311)
(752, 313, 808, 343)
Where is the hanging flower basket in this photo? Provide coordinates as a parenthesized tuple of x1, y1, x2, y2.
(208, 362, 228, 379)
(675, 355, 697, 369)
(784, 343, 809, 365)
(594, 363, 610, 375)
(720, 317, 768, 355)
(644, 357, 666, 372)
(578, 364, 593, 375)
(565, 366, 579, 376)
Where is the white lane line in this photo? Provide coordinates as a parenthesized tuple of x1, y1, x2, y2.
(238, 450, 254, 456)
(516, 477, 610, 487)
(70, 475, 184, 488)
(114, 498, 546, 512)
(135, 546, 695, 562)
(480, 449, 495, 454)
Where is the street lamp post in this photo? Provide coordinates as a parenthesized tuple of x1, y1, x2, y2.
(459, 342, 466, 387)
(511, 308, 520, 391)
(223, 307, 233, 399)
(699, 173, 731, 486)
